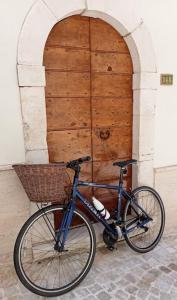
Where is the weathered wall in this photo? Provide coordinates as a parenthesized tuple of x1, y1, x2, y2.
(0, 0, 177, 259)
(155, 166, 177, 233)
(1, 0, 177, 168)
(0, 170, 29, 260)
(138, 0, 177, 168)
(0, 0, 36, 167)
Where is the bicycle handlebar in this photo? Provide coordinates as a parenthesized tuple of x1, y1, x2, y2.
(66, 156, 91, 169)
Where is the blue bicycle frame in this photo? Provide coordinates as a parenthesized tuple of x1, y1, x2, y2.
(56, 167, 152, 249)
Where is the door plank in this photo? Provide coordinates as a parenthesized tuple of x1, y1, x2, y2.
(92, 126, 132, 161)
(47, 129, 91, 162)
(92, 97, 132, 128)
(44, 47, 90, 72)
(92, 73, 132, 97)
(91, 52, 133, 74)
(90, 18, 129, 53)
(92, 160, 132, 189)
(93, 160, 122, 182)
(45, 71, 90, 97)
(46, 98, 91, 130)
(46, 15, 90, 48)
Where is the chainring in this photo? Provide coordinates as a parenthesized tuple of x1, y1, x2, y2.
(103, 223, 118, 247)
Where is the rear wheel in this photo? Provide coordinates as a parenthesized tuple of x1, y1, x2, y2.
(14, 204, 96, 297)
(124, 186, 165, 253)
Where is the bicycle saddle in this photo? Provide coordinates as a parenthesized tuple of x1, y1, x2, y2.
(113, 159, 137, 168)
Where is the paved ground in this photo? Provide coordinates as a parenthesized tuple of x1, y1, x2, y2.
(1, 232, 177, 300)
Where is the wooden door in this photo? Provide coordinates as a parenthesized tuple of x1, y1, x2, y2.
(44, 16, 133, 212)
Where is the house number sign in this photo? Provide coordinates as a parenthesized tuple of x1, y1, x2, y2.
(160, 74, 173, 85)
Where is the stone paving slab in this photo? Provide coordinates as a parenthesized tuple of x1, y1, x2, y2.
(1, 233, 177, 300)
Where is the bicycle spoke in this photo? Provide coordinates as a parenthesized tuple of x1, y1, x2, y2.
(16, 206, 95, 295)
(124, 187, 164, 252)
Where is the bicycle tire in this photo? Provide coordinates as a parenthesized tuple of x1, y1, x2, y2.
(14, 204, 96, 297)
(123, 186, 165, 253)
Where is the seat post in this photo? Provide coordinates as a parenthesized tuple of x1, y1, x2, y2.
(119, 168, 124, 185)
(73, 165, 80, 180)
(119, 167, 127, 186)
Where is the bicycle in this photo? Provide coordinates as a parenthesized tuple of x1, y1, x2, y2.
(14, 156, 165, 297)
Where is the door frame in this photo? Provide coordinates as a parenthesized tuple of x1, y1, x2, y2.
(17, 0, 158, 188)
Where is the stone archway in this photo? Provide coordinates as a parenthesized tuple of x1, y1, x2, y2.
(17, 0, 158, 187)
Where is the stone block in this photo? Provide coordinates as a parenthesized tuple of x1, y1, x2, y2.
(25, 149, 49, 163)
(133, 72, 158, 90)
(132, 114, 140, 160)
(139, 115, 155, 157)
(43, 0, 86, 20)
(125, 23, 157, 73)
(18, 0, 57, 65)
(155, 166, 177, 231)
(84, 0, 142, 36)
(133, 115, 155, 161)
(133, 90, 156, 116)
(17, 65, 45, 87)
(132, 160, 154, 188)
(20, 87, 47, 151)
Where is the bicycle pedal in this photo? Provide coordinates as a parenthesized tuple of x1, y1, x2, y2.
(143, 226, 148, 232)
(107, 245, 115, 251)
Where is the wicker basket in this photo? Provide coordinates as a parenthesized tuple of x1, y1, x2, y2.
(13, 163, 72, 203)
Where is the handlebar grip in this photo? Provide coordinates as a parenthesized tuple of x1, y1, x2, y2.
(66, 156, 91, 168)
(79, 156, 91, 163)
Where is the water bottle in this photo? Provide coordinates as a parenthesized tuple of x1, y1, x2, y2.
(92, 196, 110, 220)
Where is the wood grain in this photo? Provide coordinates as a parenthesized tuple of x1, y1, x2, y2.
(45, 15, 90, 48)
(91, 52, 133, 74)
(44, 47, 90, 72)
(47, 129, 91, 162)
(92, 126, 132, 161)
(45, 71, 90, 97)
(46, 98, 91, 130)
(44, 15, 133, 210)
(92, 97, 132, 128)
(90, 18, 129, 53)
(92, 73, 132, 97)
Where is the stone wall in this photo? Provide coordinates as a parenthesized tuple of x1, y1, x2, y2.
(1, 0, 177, 264)
(0, 169, 29, 263)
(155, 165, 177, 234)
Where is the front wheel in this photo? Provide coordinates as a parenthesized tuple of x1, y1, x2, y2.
(124, 186, 165, 253)
(14, 204, 96, 297)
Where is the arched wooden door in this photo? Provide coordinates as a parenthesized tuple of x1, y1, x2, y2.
(44, 15, 133, 211)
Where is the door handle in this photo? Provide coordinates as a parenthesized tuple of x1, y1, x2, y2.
(99, 130, 110, 140)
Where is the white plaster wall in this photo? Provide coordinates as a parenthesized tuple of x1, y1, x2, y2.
(0, 170, 29, 259)
(0, 0, 177, 168)
(136, 0, 177, 168)
(155, 165, 177, 233)
(0, 0, 36, 167)
(0, 0, 177, 256)
(0, 0, 35, 259)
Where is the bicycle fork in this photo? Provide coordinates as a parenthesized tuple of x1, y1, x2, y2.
(54, 203, 75, 252)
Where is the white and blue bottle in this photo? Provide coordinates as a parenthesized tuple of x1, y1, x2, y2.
(92, 196, 110, 220)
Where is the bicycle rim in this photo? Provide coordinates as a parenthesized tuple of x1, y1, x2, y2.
(124, 186, 165, 252)
(14, 205, 96, 296)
